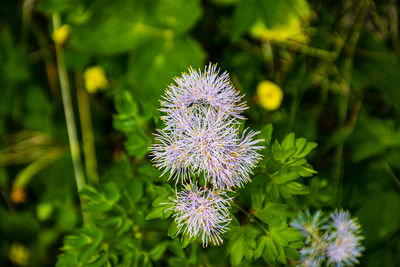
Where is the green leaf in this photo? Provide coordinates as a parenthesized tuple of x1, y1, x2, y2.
(286, 247, 300, 261)
(102, 183, 120, 203)
(271, 140, 283, 161)
(293, 141, 317, 158)
(251, 188, 265, 210)
(168, 221, 179, 237)
(231, 0, 262, 41)
(286, 182, 310, 195)
(149, 242, 168, 261)
(261, 124, 273, 146)
(230, 238, 244, 266)
(254, 236, 267, 259)
(281, 133, 295, 154)
(168, 240, 185, 259)
(83, 203, 112, 213)
(262, 237, 277, 264)
(273, 170, 299, 185)
(126, 36, 206, 103)
(276, 243, 287, 264)
(114, 90, 137, 115)
(146, 206, 168, 220)
(80, 186, 103, 202)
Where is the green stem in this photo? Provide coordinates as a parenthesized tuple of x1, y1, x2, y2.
(52, 14, 86, 192)
(384, 163, 400, 193)
(75, 70, 99, 185)
(233, 203, 269, 234)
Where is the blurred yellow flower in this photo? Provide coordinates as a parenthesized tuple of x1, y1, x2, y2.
(249, 0, 310, 42)
(52, 25, 70, 45)
(11, 187, 26, 204)
(256, 81, 283, 111)
(84, 66, 109, 93)
(9, 243, 29, 266)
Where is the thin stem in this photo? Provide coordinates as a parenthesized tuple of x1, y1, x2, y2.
(52, 14, 86, 192)
(232, 202, 269, 234)
(75, 69, 99, 185)
(384, 163, 400, 193)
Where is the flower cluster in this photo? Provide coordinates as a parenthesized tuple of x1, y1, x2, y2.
(150, 64, 263, 246)
(291, 210, 364, 267)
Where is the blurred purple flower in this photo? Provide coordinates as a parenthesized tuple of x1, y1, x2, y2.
(326, 210, 364, 267)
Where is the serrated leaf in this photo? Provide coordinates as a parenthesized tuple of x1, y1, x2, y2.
(168, 240, 185, 259)
(80, 186, 103, 202)
(254, 236, 267, 259)
(261, 124, 273, 146)
(293, 141, 317, 158)
(146, 206, 168, 220)
(230, 238, 244, 266)
(114, 90, 137, 115)
(279, 228, 304, 242)
(286, 247, 300, 261)
(168, 221, 179, 237)
(251, 188, 265, 210)
(263, 237, 277, 264)
(271, 140, 283, 161)
(294, 138, 307, 154)
(276, 243, 287, 264)
(281, 133, 295, 153)
(287, 182, 310, 195)
(102, 183, 120, 203)
(149, 242, 168, 261)
(83, 203, 112, 213)
(78, 241, 101, 263)
(273, 171, 299, 184)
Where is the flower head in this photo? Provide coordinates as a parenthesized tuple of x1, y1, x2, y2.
(160, 63, 247, 120)
(327, 210, 364, 266)
(171, 183, 232, 247)
(291, 209, 364, 267)
(151, 107, 263, 189)
(151, 65, 263, 189)
(256, 80, 283, 111)
(84, 66, 109, 93)
(52, 24, 70, 45)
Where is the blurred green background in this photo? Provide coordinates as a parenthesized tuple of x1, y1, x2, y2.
(1, 0, 400, 266)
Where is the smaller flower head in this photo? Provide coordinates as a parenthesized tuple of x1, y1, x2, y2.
(326, 234, 364, 267)
(330, 210, 361, 237)
(256, 80, 283, 111)
(171, 183, 232, 247)
(327, 210, 364, 266)
(52, 24, 70, 45)
(84, 66, 109, 93)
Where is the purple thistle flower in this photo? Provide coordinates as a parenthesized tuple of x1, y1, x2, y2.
(150, 106, 263, 189)
(160, 63, 247, 121)
(291, 210, 364, 267)
(171, 183, 232, 247)
(330, 210, 361, 237)
(326, 210, 364, 266)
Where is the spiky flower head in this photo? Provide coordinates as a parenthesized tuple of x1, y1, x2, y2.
(171, 183, 232, 247)
(160, 63, 247, 121)
(291, 209, 364, 267)
(150, 65, 264, 189)
(326, 210, 364, 267)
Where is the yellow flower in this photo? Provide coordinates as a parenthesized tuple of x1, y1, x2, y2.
(52, 25, 70, 45)
(83, 66, 109, 93)
(8, 243, 29, 266)
(256, 81, 283, 111)
(249, 0, 310, 42)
